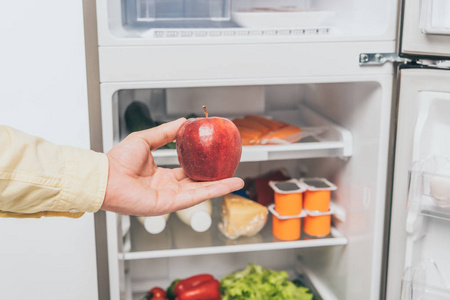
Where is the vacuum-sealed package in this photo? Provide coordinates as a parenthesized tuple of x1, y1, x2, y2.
(219, 193, 268, 240)
(232, 115, 324, 145)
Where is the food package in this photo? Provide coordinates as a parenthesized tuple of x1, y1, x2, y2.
(219, 193, 268, 240)
(244, 169, 291, 206)
(232, 115, 302, 145)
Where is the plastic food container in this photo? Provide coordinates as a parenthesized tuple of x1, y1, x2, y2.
(269, 179, 307, 215)
(300, 178, 336, 237)
(300, 178, 337, 212)
(269, 204, 306, 241)
(269, 179, 307, 240)
(303, 210, 333, 237)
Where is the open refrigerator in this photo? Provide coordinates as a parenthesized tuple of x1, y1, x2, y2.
(90, 0, 450, 298)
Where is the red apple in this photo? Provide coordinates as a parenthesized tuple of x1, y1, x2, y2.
(176, 106, 242, 181)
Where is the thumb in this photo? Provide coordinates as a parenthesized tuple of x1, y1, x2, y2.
(136, 117, 186, 150)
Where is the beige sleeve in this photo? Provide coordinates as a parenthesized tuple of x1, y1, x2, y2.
(0, 126, 108, 218)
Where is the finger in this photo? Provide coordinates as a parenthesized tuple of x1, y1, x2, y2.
(175, 177, 244, 209)
(200, 177, 245, 194)
(181, 176, 244, 191)
(137, 117, 186, 150)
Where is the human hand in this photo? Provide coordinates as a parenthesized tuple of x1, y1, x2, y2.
(101, 118, 244, 216)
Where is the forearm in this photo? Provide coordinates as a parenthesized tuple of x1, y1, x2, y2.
(0, 126, 108, 218)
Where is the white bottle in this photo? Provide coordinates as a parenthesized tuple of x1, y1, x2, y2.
(176, 200, 212, 232)
(119, 215, 132, 252)
(137, 213, 170, 234)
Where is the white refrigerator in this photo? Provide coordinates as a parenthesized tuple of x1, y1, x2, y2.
(1, 0, 449, 299)
(92, 0, 450, 298)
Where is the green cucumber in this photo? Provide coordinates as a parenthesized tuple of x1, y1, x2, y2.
(124, 101, 156, 133)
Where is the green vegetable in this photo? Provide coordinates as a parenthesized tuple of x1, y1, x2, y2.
(125, 103, 182, 149)
(153, 113, 197, 149)
(166, 279, 180, 300)
(162, 141, 177, 149)
(124, 101, 156, 133)
(220, 263, 313, 300)
(185, 113, 198, 119)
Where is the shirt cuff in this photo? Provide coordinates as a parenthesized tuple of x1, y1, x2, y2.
(54, 146, 108, 213)
(0, 211, 85, 219)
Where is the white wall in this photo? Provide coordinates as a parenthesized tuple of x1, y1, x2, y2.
(0, 1, 98, 299)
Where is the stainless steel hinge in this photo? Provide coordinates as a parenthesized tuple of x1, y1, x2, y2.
(417, 59, 450, 69)
(359, 53, 411, 66)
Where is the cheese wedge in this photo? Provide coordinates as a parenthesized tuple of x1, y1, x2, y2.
(219, 193, 268, 239)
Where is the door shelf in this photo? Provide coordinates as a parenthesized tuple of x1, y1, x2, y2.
(120, 213, 347, 261)
(151, 105, 353, 165)
(408, 156, 450, 222)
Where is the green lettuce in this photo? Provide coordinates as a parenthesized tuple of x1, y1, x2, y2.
(220, 263, 314, 300)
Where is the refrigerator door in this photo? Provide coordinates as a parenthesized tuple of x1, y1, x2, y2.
(400, 0, 450, 58)
(386, 67, 450, 299)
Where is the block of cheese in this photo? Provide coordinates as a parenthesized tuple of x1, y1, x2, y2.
(219, 193, 268, 240)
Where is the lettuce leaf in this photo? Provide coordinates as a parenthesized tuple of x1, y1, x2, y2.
(220, 263, 314, 300)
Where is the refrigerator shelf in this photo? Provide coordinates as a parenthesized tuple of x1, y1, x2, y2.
(151, 105, 353, 165)
(120, 214, 347, 260)
(152, 141, 347, 165)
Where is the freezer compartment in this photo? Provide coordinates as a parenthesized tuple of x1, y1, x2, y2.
(122, 0, 332, 36)
(111, 84, 354, 165)
(98, 0, 396, 41)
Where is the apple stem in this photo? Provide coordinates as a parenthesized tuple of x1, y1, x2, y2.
(203, 105, 208, 118)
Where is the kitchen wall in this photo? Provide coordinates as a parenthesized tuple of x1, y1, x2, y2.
(0, 1, 98, 299)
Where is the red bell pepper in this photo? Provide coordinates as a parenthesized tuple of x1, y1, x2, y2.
(174, 274, 214, 295)
(175, 279, 221, 300)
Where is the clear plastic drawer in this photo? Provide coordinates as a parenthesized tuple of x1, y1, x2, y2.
(135, 0, 231, 21)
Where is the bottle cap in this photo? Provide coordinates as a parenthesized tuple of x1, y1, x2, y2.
(190, 211, 212, 232)
(144, 216, 167, 234)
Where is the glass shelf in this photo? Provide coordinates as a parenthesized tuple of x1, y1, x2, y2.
(151, 105, 353, 166)
(120, 203, 347, 260)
